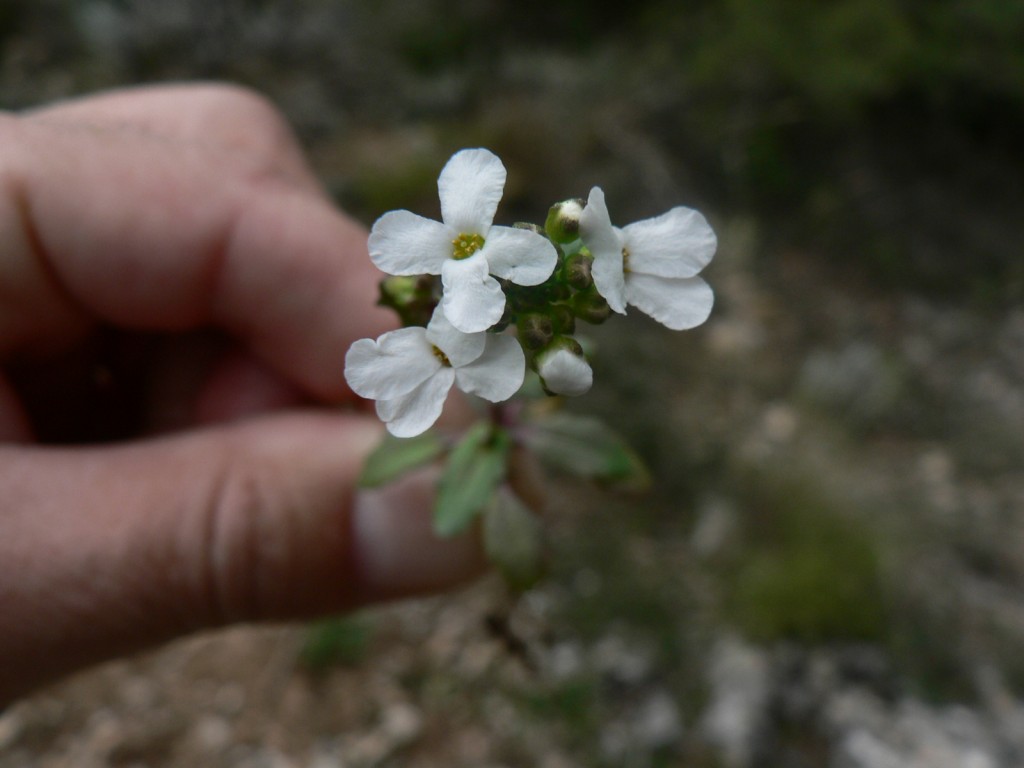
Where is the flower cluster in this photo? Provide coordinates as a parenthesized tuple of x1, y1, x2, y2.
(344, 148, 716, 437)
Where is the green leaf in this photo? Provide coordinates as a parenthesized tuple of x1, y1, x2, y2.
(434, 421, 510, 537)
(299, 614, 374, 672)
(483, 490, 546, 592)
(522, 412, 651, 490)
(358, 431, 445, 488)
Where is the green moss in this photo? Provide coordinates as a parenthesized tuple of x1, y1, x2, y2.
(724, 475, 888, 644)
(521, 677, 601, 735)
(299, 614, 374, 672)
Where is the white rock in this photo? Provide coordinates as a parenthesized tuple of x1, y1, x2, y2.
(699, 636, 771, 768)
(840, 729, 904, 768)
(633, 690, 685, 749)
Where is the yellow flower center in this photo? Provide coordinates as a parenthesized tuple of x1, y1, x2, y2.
(452, 233, 485, 260)
(432, 345, 451, 367)
(622, 246, 632, 274)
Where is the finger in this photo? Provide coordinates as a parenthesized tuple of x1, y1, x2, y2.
(140, 333, 310, 432)
(0, 412, 484, 704)
(193, 350, 310, 423)
(0, 372, 32, 442)
(0, 94, 392, 400)
(26, 83, 323, 193)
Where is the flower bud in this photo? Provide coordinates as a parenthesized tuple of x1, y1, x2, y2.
(536, 338, 592, 397)
(378, 275, 420, 307)
(550, 304, 576, 336)
(544, 199, 585, 244)
(517, 312, 554, 350)
(572, 288, 612, 325)
(562, 251, 593, 290)
(378, 274, 437, 326)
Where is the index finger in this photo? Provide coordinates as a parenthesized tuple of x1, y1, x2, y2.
(0, 91, 392, 401)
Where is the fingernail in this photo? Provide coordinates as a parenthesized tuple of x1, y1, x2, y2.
(352, 466, 484, 600)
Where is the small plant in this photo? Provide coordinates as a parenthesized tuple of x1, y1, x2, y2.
(300, 614, 374, 671)
(344, 148, 716, 588)
(724, 476, 888, 644)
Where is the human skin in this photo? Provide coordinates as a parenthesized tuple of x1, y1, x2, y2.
(0, 84, 482, 706)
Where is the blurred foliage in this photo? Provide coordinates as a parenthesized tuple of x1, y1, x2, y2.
(518, 678, 602, 754)
(512, 494, 709, 763)
(723, 471, 888, 644)
(556, 509, 688, 652)
(884, 598, 976, 702)
(299, 614, 375, 672)
(0, 2, 26, 51)
(331, 132, 448, 224)
(643, 0, 1023, 111)
(630, 0, 1024, 298)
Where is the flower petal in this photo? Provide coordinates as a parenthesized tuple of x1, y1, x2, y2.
(426, 304, 486, 367)
(453, 333, 525, 402)
(440, 254, 506, 333)
(438, 148, 506, 235)
(626, 274, 714, 331)
(537, 348, 593, 397)
(483, 226, 559, 286)
(579, 187, 626, 314)
(368, 210, 454, 276)
(344, 327, 439, 400)
(623, 206, 716, 278)
(376, 368, 456, 438)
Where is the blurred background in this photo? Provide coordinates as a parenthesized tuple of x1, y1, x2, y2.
(3, 1, 1024, 766)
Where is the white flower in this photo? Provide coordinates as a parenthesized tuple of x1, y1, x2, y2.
(344, 307, 525, 437)
(578, 187, 716, 331)
(368, 149, 559, 334)
(536, 347, 593, 397)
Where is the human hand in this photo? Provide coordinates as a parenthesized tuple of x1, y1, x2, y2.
(0, 84, 482, 706)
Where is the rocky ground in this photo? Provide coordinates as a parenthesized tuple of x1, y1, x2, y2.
(3, 1, 1024, 766)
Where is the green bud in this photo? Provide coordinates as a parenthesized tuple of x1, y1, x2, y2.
(535, 336, 592, 397)
(573, 288, 612, 325)
(556, 335, 584, 357)
(544, 198, 585, 244)
(378, 275, 437, 327)
(548, 282, 572, 303)
(517, 313, 554, 350)
(550, 304, 576, 336)
(562, 251, 594, 290)
(378, 275, 420, 308)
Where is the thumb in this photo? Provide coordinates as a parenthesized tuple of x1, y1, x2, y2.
(0, 412, 482, 703)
